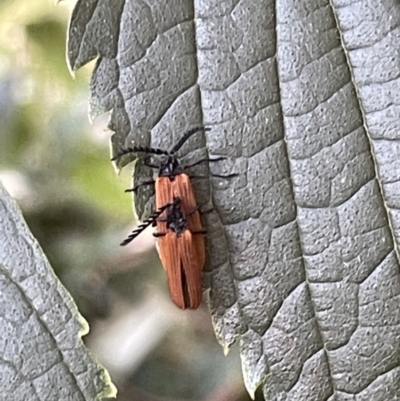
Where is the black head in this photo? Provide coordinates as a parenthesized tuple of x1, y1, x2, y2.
(112, 127, 211, 178)
(158, 156, 184, 179)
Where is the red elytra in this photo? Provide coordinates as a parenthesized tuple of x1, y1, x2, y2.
(114, 127, 213, 309)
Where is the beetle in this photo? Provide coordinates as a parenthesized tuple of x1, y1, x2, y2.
(121, 197, 205, 309)
(113, 127, 236, 307)
(112, 126, 221, 270)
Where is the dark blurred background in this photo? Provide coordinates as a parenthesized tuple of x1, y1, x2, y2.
(0, 1, 255, 400)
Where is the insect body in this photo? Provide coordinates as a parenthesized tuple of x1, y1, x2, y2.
(113, 127, 227, 308)
(121, 197, 205, 309)
(113, 127, 216, 270)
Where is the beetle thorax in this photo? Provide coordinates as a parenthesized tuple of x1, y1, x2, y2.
(158, 156, 184, 180)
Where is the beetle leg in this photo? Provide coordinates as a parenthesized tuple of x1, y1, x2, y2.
(183, 157, 226, 169)
(199, 206, 214, 215)
(186, 205, 201, 215)
(125, 180, 155, 193)
(191, 229, 207, 235)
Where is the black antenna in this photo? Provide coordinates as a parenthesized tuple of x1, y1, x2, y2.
(170, 126, 211, 154)
(112, 126, 211, 161)
(120, 201, 172, 246)
(111, 145, 168, 161)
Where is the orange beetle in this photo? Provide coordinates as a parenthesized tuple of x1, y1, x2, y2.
(114, 127, 220, 308)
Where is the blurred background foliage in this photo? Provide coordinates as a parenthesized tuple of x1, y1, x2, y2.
(0, 1, 255, 401)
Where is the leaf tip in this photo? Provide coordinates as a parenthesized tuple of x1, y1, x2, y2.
(97, 368, 118, 400)
(77, 314, 90, 337)
(65, 52, 76, 78)
(223, 345, 231, 356)
(110, 158, 122, 175)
